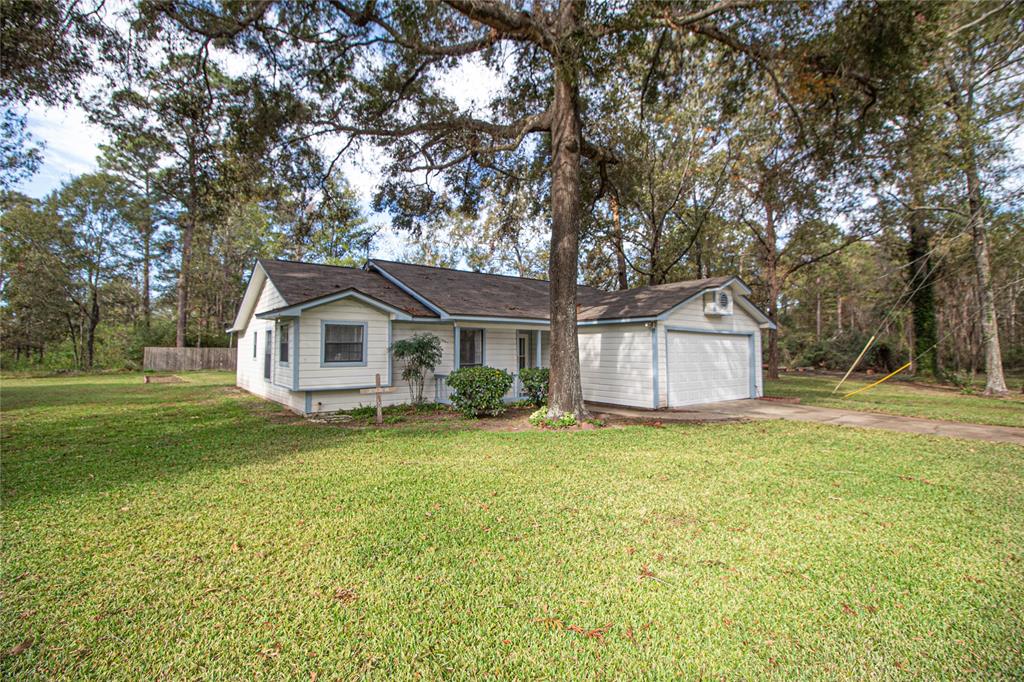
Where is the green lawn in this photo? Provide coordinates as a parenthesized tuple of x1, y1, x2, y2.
(2, 373, 1023, 679)
(766, 374, 1024, 428)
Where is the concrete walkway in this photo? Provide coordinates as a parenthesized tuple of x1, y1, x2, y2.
(590, 400, 1024, 446)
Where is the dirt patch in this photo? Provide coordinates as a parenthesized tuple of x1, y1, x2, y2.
(759, 396, 801, 404)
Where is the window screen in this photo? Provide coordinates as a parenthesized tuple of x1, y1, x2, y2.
(459, 328, 483, 367)
(324, 323, 364, 363)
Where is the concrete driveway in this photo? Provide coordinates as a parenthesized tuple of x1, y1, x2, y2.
(591, 399, 1024, 446)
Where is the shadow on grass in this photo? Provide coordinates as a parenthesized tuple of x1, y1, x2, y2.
(0, 377, 529, 507)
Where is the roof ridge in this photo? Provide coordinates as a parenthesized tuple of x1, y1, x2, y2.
(260, 257, 365, 273)
(368, 258, 554, 285)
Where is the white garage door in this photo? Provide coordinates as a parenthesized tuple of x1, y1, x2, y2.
(667, 331, 751, 406)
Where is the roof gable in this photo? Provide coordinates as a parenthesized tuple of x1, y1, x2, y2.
(257, 259, 438, 318)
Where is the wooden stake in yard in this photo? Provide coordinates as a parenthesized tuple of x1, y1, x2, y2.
(359, 373, 396, 426)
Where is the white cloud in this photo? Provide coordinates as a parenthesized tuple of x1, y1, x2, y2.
(15, 105, 107, 198)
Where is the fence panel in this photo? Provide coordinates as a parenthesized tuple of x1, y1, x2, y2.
(143, 347, 237, 372)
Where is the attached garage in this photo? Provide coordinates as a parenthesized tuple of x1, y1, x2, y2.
(665, 329, 754, 406)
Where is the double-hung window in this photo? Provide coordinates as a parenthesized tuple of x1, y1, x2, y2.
(279, 324, 289, 363)
(263, 330, 272, 379)
(459, 328, 484, 367)
(323, 322, 365, 365)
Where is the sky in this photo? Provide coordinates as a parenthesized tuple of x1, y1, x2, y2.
(13, 56, 505, 262)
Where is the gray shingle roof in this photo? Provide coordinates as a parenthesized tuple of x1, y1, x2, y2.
(258, 259, 438, 318)
(367, 259, 610, 319)
(577, 276, 736, 321)
(257, 258, 743, 322)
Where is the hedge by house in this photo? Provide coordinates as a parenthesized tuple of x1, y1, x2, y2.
(446, 366, 513, 417)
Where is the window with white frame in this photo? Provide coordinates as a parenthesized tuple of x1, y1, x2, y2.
(252, 331, 257, 358)
(323, 323, 365, 364)
(459, 328, 484, 367)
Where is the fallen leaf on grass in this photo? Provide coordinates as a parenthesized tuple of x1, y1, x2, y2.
(566, 623, 612, 641)
(6, 637, 33, 656)
(532, 617, 564, 630)
(841, 603, 856, 615)
(257, 642, 282, 659)
(334, 588, 358, 604)
(639, 565, 657, 581)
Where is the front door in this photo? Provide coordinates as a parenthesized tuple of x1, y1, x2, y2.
(517, 333, 531, 370)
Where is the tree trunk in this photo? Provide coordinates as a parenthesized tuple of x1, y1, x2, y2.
(142, 229, 152, 330)
(85, 287, 100, 370)
(763, 202, 781, 380)
(608, 193, 628, 290)
(965, 162, 1007, 394)
(176, 216, 195, 348)
(907, 195, 938, 378)
(546, 58, 588, 420)
(815, 277, 821, 342)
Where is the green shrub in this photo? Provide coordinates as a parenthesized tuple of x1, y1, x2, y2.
(391, 333, 443, 403)
(528, 408, 577, 429)
(518, 367, 549, 405)
(446, 366, 514, 417)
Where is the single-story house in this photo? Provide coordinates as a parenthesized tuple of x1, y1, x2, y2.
(229, 258, 775, 415)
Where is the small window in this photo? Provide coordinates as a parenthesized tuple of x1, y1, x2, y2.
(323, 323, 364, 364)
(459, 328, 484, 367)
(719, 291, 729, 308)
(279, 324, 289, 363)
(264, 330, 272, 379)
(252, 332, 257, 359)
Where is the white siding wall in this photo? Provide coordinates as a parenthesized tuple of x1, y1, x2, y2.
(578, 324, 654, 408)
(235, 281, 304, 413)
(297, 299, 390, 389)
(306, 321, 547, 413)
(310, 322, 456, 413)
(655, 293, 764, 406)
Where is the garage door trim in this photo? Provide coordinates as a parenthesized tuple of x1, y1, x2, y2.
(663, 325, 757, 404)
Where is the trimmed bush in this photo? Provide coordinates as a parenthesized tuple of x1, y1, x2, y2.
(518, 367, 549, 406)
(446, 366, 514, 417)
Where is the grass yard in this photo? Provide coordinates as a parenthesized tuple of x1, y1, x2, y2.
(767, 374, 1024, 428)
(2, 373, 1023, 679)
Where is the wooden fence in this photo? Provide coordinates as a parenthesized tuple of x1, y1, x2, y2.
(143, 347, 237, 372)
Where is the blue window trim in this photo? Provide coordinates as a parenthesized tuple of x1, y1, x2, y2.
(292, 319, 300, 389)
(264, 329, 272, 382)
(456, 327, 485, 368)
(663, 326, 758, 401)
(278, 321, 290, 367)
(651, 324, 660, 408)
(320, 320, 369, 368)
